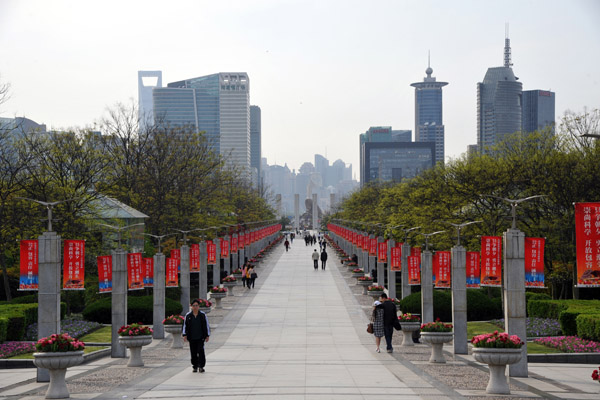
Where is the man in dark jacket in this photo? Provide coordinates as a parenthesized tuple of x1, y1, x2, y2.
(320, 249, 328, 270)
(379, 293, 399, 353)
(182, 298, 211, 372)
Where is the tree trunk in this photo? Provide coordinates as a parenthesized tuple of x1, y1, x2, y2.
(1, 252, 12, 301)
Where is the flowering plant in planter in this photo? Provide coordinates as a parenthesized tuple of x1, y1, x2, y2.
(592, 366, 600, 383)
(232, 268, 243, 274)
(347, 262, 358, 267)
(195, 298, 212, 307)
(35, 333, 85, 352)
(471, 331, 523, 348)
(352, 268, 363, 273)
(209, 286, 227, 293)
(248, 258, 258, 263)
(118, 323, 153, 336)
(398, 313, 420, 322)
(162, 315, 184, 325)
(357, 276, 373, 282)
(421, 319, 453, 332)
(367, 285, 385, 292)
(392, 298, 402, 308)
(222, 275, 237, 283)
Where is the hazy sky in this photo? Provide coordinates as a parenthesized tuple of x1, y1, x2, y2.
(1, 0, 599, 179)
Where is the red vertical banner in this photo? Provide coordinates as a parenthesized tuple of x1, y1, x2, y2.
(369, 238, 377, 256)
(575, 203, 600, 287)
(19, 240, 38, 290)
(390, 246, 401, 271)
(166, 257, 179, 287)
(411, 247, 421, 266)
(221, 240, 230, 258)
(480, 236, 502, 286)
(466, 252, 481, 288)
(143, 257, 154, 287)
(171, 249, 180, 260)
(231, 236, 238, 253)
(63, 240, 85, 290)
(434, 251, 451, 288)
(525, 237, 545, 287)
(357, 235, 363, 249)
(207, 243, 217, 265)
(408, 256, 421, 285)
(190, 244, 200, 272)
(239, 233, 245, 249)
(127, 253, 144, 290)
(97, 255, 112, 293)
(377, 242, 387, 262)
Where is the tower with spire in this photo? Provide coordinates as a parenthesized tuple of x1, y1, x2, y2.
(476, 26, 523, 153)
(410, 53, 448, 164)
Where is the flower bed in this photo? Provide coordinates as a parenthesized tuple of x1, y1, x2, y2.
(421, 319, 453, 332)
(162, 315, 184, 325)
(36, 333, 85, 352)
(209, 286, 228, 293)
(26, 318, 103, 341)
(533, 336, 600, 353)
(472, 331, 523, 348)
(399, 313, 420, 322)
(118, 323, 153, 337)
(0, 341, 36, 358)
(491, 317, 562, 337)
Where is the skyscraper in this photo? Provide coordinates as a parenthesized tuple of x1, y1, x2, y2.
(138, 71, 162, 132)
(150, 72, 251, 171)
(522, 90, 555, 133)
(477, 32, 523, 153)
(410, 58, 448, 164)
(250, 105, 262, 187)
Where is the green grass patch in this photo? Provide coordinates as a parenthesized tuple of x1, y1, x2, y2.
(467, 321, 500, 339)
(526, 342, 562, 354)
(8, 346, 108, 359)
(79, 326, 111, 343)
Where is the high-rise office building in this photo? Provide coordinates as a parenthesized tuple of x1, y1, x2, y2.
(477, 33, 522, 153)
(522, 90, 555, 133)
(149, 72, 251, 172)
(250, 105, 261, 187)
(410, 59, 448, 164)
(138, 71, 162, 132)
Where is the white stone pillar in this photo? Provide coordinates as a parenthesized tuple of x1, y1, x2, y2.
(112, 249, 128, 355)
(180, 245, 190, 315)
(387, 239, 396, 299)
(152, 252, 165, 340)
(401, 243, 411, 299)
(451, 245, 467, 354)
(312, 193, 318, 230)
(294, 194, 300, 230)
(213, 239, 221, 287)
(421, 250, 433, 324)
(37, 231, 61, 382)
(504, 229, 528, 377)
(199, 242, 207, 299)
(223, 235, 231, 274)
(376, 236, 385, 287)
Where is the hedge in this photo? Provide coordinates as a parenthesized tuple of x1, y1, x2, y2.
(528, 299, 600, 340)
(82, 295, 183, 324)
(0, 304, 39, 341)
(397, 289, 503, 321)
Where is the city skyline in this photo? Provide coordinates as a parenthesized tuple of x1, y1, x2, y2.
(1, 0, 599, 178)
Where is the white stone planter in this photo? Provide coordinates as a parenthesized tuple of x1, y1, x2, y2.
(472, 347, 523, 394)
(367, 290, 384, 299)
(420, 331, 453, 363)
(357, 279, 374, 294)
(351, 272, 364, 278)
(33, 350, 84, 399)
(118, 335, 152, 367)
(399, 322, 421, 347)
(223, 281, 237, 296)
(232, 274, 243, 284)
(209, 291, 227, 308)
(163, 325, 183, 349)
(198, 306, 211, 314)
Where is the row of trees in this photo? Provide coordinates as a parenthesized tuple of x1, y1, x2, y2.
(0, 101, 275, 300)
(327, 109, 600, 299)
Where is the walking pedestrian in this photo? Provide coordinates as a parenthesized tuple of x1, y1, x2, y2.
(182, 299, 211, 373)
(249, 268, 257, 289)
(312, 249, 319, 270)
(372, 300, 384, 353)
(379, 293, 400, 353)
(241, 264, 247, 287)
(320, 249, 328, 270)
(284, 239, 290, 252)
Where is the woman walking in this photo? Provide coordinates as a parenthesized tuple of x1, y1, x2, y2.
(372, 300, 385, 353)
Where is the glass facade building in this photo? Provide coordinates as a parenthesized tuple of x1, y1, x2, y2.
(151, 72, 250, 171)
(360, 142, 435, 184)
(250, 105, 261, 186)
(411, 65, 447, 164)
(522, 90, 555, 133)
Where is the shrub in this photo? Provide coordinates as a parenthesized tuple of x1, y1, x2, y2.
(0, 317, 8, 342)
(82, 295, 182, 324)
(466, 289, 503, 320)
(398, 290, 452, 322)
(528, 300, 600, 339)
(0, 304, 39, 341)
(577, 314, 600, 341)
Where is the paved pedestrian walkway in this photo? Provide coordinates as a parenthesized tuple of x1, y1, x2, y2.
(1, 233, 599, 399)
